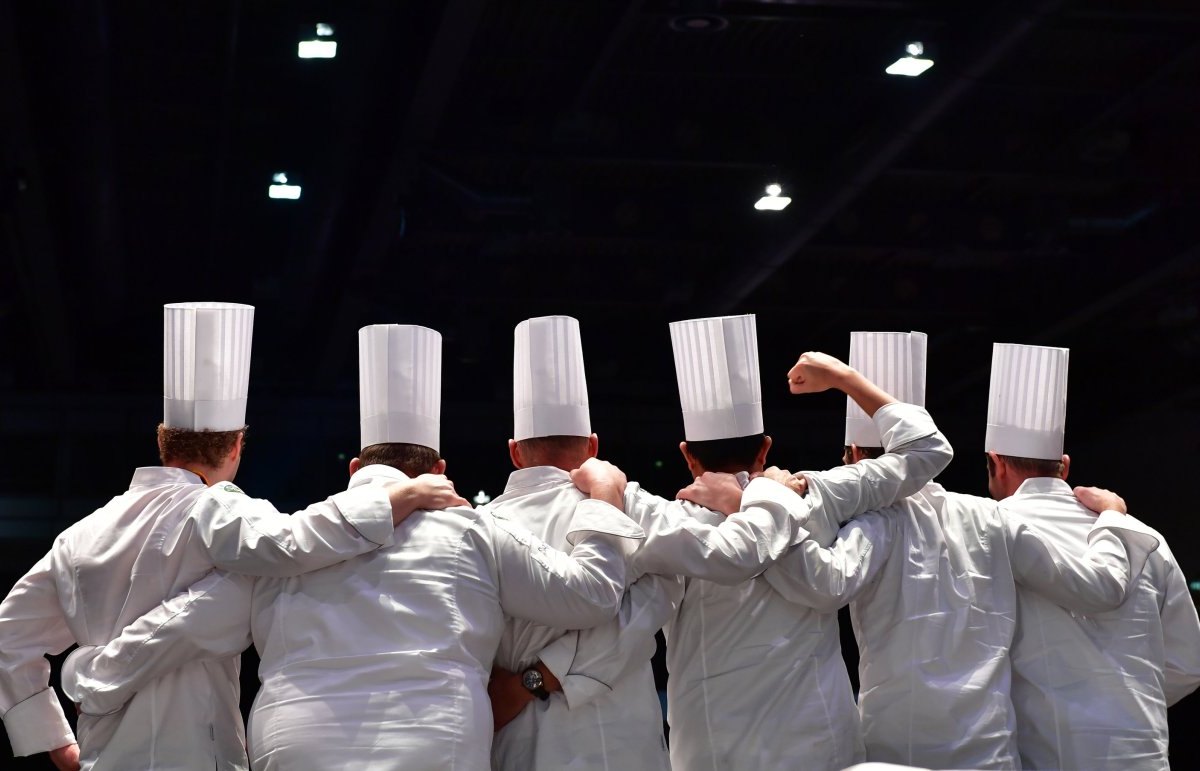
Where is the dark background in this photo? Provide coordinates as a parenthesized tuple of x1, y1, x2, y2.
(3, 0, 1199, 767)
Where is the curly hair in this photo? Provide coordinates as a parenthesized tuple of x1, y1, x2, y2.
(157, 424, 246, 468)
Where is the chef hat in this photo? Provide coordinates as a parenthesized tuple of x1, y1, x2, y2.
(513, 316, 591, 441)
(669, 314, 763, 442)
(985, 343, 1069, 460)
(358, 324, 442, 453)
(163, 302, 254, 431)
(845, 331, 928, 446)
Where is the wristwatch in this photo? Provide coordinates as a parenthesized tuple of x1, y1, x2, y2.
(521, 667, 551, 700)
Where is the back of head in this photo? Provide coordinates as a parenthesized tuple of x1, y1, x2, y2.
(685, 433, 767, 474)
(358, 442, 441, 477)
(157, 424, 243, 468)
(512, 434, 594, 471)
(987, 453, 1065, 480)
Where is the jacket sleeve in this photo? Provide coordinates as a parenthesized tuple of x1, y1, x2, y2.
(536, 572, 684, 710)
(185, 483, 396, 577)
(1005, 510, 1160, 615)
(489, 500, 644, 630)
(0, 549, 77, 757)
(796, 403, 953, 544)
(60, 571, 255, 717)
(762, 510, 894, 613)
(1156, 543, 1200, 706)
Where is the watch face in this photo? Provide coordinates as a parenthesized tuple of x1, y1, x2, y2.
(522, 668, 544, 691)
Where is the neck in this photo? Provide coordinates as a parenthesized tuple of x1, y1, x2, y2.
(164, 461, 223, 486)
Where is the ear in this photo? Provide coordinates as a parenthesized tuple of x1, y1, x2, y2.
(679, 441, 701, 478)
(348, 457, 362, 477)
(432, 458, 447, 475)
(587, 433, 599, 459)
(508, 439, 523, 470)
(1060, 454, 1070, 481)
(229, 432, 245, 463)
(756, 435, 773, 468)
(986, 451, 1003, 478)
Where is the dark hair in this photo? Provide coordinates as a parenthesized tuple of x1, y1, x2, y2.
(844, 445, 883, 461)
(514, 435, 592, 469)
(358, 442, 441, 477)
(685, 433, 767, 473)
(157, 424, 245, 468)
(987, 453, 1064, 479)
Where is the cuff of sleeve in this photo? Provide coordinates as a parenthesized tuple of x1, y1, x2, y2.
(740, 477, 798, 511)
(330, 486, 395, 548)
(564, 500, 646, 551)
(1091, 511, 1160, 578)
(537, 636, 582, 708)
(2, 688, 75, 756)
(875, 403, 937, 450)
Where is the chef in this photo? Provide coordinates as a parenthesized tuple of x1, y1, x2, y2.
(0, 303, 460, 771)
(58, 323, 647, 771)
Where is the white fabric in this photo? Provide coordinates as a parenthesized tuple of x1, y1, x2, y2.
(513, 315, 591, 440)
(0, 467, 396, 769)
(163, 302, 254, 430)
(488, 467, 680, 771)
(655, 403, 953, 771)
(845, 331, 926, 446)
(1005, 477, 1200, 771)
(358, 324, 442, 451)
(762, 478, 1160, 770)
(985, 343, 1069, 460)
(669, 314, 763, 441)
(59, 464, 645, 771)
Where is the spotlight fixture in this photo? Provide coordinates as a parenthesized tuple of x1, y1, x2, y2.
(755, 183, 791, 212)
(268, 172, 301, 200)
(298, 24, 337, 59)
(886, 41, 934, 77)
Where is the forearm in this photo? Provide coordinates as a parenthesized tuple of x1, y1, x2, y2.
(764, 512, 890, 612)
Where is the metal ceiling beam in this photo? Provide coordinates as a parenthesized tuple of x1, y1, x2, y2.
(315, 0, 490, 384)
(0, 0, 75, 385)
(708, 0, 1067, 314)
(573, 0, 648, 115)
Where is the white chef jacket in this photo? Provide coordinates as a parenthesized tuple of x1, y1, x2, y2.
(59, 464, 645, 771)
(489, 467, 682, 771)
(763, 478, 1160, 770)
(0, 466, 397, 771)
(657, 402, 954, 771)
(1005, 477, 1200, 771)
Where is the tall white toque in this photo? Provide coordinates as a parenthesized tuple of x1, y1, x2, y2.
(163, 302, 254, 431)
(845, 331, 928, 446)
(358, 324, 442, 453)
(513, 315, 591, 442)
(669, 314, 763, 442)
(985, 342, 1069, 461)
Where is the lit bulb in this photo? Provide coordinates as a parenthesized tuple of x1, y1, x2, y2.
(766, 183, 782, 196)
(906, 41, 924, 56)
(273, 172, 288, 184)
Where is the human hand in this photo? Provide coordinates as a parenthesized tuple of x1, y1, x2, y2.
(1074, 486, 1127, 515)
(677, 472, 743, 515)
(787, 352, 853, 394)
(49, 743, 80, 771)
(488, 667, 534, 732)
(758, 466, 808, 497)
(387, 474, 470, 526)
(570, 459, 628, 509)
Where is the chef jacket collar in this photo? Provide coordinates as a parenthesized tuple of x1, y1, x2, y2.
(129, 466, 206, 490)
(1013, 476, 1072, 497)
(347, 463, 410, 490)
(498, 465, 573, 498)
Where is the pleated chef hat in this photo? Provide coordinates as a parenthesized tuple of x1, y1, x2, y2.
(358, 324, 442, 453)
(163, 302, 254, 431)
(985, 343, 1069, 460)
(669, 314, 763, 442)
(845, 331, 928, 446)
(513, 315, 591, 441)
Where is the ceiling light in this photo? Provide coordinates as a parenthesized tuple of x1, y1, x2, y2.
(298, 39, 337, 59)
(268, 172, 301, 200)
(886, 41, 933, 77)
(316, 23, 334, 37)
(755, 184, 791, 212)
(473, 490, 492, 505)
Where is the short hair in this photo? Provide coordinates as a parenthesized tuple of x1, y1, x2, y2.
(685, 433, 767, 473)
(987, 453, 1064, 479)
(358, 442, 441, 477)
(844, 445, 883, 460)
(157, 424, 245, 468)
(515, 435, 592, 469)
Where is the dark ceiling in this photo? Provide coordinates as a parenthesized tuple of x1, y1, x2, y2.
(2, 0, 1199, 526)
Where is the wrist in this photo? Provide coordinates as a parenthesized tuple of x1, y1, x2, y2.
(535, 660, 562, 694)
